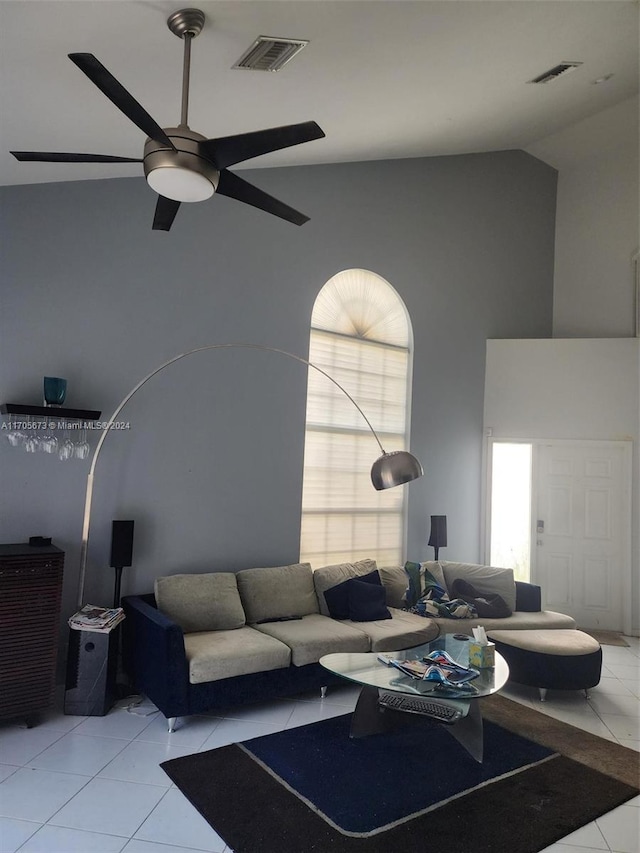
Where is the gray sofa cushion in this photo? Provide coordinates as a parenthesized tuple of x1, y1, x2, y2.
(184, 626, 291, 684)
(154, 572, 246, 633)
(253, 614, 370, 666)
(487, 628, 599, 656)
(377, 565, 408, 608)
(427, 610, 577, 635)
(313, 558, 377, 616)
(344, 607, 439, 651)
(236, 562, 319, 623)
(435, 561, 517, 613)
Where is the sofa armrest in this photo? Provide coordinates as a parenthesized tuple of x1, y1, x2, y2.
(122, 594, 190, 717)
(515, 581, 542, 612)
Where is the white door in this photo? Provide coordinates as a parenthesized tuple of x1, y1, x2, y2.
(534, 441, 631, 632)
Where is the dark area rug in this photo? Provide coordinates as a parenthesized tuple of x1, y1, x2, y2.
(161, 695, 639, 853)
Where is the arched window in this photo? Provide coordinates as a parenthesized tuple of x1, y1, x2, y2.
(300, 269, 413, 567)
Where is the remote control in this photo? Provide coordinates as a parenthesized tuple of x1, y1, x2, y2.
(377, 653, 394, 665)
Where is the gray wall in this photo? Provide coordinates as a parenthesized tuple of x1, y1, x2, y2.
(0, 150, 556, 630)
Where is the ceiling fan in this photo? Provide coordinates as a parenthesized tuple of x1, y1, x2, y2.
(10, 8, 325, 230)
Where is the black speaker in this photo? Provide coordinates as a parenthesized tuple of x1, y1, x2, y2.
(428, 515, 447, 548)
(64, 628, 118, 716)
(428, 515, 447, 560)
(110, 520, 134, 568)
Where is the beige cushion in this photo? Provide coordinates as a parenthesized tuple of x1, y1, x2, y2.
(437, 561, 517, 612)
(313, 559, 377, 616)
(236, 562, 319, 623)
(428, 610, 577, 635)
(377, 565, 408, 608)
(487, 628, 600, 656)
(154, 572, 246, 633)
(184, 626, 291, 684)
(343, 607, 440, 652)
(254, 614, 370, 666)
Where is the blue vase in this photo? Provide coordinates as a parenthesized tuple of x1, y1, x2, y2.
(43, 376, 67, 407)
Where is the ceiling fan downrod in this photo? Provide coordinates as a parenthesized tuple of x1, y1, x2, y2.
(167, 8, 205, 128)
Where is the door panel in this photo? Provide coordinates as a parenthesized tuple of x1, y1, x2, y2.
(584, 558, 609, 607)
(547, 486, 572, 536)
(584, 488, 610, 539)
(534, 442, 628, 631)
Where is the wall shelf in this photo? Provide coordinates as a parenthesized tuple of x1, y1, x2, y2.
(1, 404, 101, 420)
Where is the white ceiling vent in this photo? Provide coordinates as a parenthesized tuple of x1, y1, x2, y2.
(527, 61, 583, 84)
(233, 37, 309, 72)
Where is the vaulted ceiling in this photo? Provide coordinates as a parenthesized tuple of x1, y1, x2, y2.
(1, 0, 637, 187)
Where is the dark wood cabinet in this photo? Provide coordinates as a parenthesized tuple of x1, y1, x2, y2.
(0, 544, 64, 723)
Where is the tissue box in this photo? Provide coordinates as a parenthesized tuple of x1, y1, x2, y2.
(469, 641, 495, 669)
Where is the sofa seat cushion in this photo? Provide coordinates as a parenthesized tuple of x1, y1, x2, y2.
(343, 607, 439, 652)
(423, 610, 577, 636)
(184, 626, 291, 684)
(313, 559, 378, 617)
(155, 572, 246, 633)
(253, 614, 370, 666)
(236, 562, 319, 623)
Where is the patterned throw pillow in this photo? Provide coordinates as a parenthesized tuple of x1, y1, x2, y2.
(403, 561, 450, 608)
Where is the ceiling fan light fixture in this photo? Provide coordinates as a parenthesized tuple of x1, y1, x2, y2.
(146, 166, 214, 202)
(143, 127, 219, 202)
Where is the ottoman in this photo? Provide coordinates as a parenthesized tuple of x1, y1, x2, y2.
(487, 629, 602, 701)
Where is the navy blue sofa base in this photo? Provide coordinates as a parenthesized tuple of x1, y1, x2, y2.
(491, 640, 603, 692)
(122, 594, 344, 720)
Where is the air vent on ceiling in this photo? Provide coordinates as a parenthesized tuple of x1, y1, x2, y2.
(527, 61, 583, 84)
(233, 36, 309, 72)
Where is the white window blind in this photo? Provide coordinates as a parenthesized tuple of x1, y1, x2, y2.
(300, 269, 411, 568)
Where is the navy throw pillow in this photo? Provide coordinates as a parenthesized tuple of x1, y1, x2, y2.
(324, 570, 382, 620)
(348, 579, 392, 622)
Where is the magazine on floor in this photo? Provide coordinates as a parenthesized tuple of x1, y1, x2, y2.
(68, 604, 125, 633)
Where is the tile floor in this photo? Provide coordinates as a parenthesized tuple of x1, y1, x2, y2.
(0, 638, 638, 853)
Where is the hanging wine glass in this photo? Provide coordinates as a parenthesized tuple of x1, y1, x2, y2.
(58, 428, 75, 461)
(5, 429, 23, 447)
(39, 423, 59, 453)
(24, 437, 38, 452)
(75, 426, 90, 459)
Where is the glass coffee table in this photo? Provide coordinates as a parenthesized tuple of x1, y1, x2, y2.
(320, 634, 509, 763)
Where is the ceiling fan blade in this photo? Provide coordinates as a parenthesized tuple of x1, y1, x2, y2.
(216, 170, 309, 226)
(202, 121, 325, 170)
(68, 53, 175, 149)
(152, 196, 181, 231)
(11, 151, 142, 163)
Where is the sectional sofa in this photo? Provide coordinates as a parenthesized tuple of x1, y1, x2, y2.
(122, 558, 576, 731)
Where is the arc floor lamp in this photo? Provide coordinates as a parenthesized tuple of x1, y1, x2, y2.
(77, 343, 424, 607)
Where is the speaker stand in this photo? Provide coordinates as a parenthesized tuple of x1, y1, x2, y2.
(113, 565, 124, 609)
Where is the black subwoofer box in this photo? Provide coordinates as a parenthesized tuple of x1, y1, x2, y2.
(64, 627, 118, 716)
